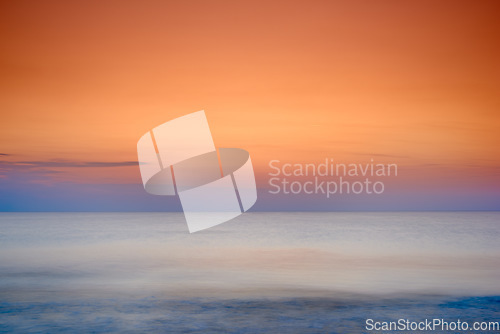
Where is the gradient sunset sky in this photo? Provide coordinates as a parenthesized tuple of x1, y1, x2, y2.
(1, 0, 499, 211)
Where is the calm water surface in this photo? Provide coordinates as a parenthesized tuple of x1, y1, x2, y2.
(0, 212, 499, 333)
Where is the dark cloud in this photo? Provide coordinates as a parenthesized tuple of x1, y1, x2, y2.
(0, 160, 137, 168)
(0, 153, 10, 156)
(0, 159, 139, 186)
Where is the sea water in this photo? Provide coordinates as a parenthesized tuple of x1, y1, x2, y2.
(0, 212, 499, 333)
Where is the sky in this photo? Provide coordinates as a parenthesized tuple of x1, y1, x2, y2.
(1, 0, 499, 211)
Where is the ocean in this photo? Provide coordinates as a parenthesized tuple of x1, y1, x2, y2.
(0, 212, 499, 333)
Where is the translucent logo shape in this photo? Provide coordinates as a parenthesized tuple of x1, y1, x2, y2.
(137, 111, 257, 233)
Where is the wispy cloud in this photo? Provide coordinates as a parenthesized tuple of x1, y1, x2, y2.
(0, 159, 137, 168)
(0, 159, 138, 185)
(351, 152, 410, 159)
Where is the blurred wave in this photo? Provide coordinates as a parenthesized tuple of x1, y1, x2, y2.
(0, 212, 499, 332)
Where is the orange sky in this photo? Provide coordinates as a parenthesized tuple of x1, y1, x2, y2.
(1, 0, 499, 195)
